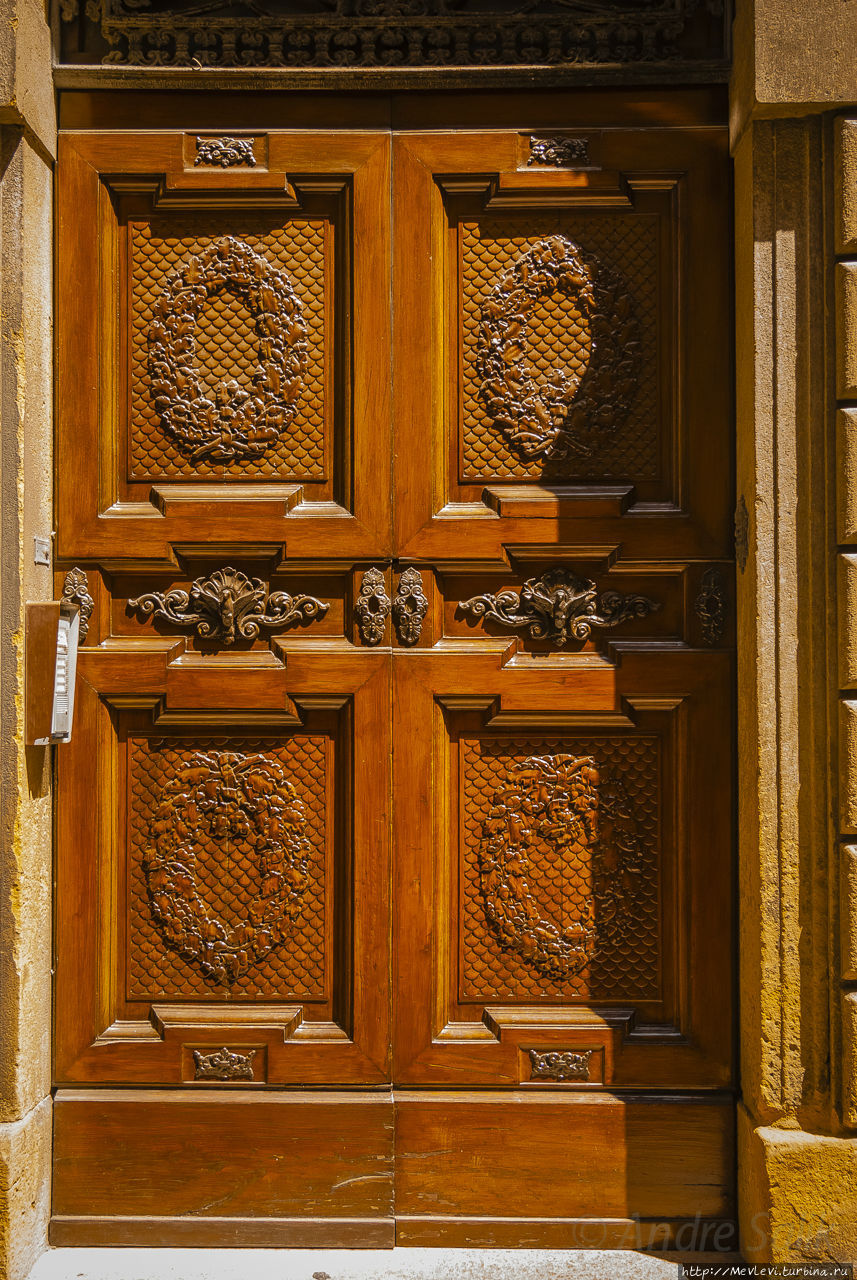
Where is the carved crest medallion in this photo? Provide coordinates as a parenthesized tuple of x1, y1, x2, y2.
(145, 750, 311, 985)
(479, 753, 643, 979)
(475, 236, 641, 464)
(129, 567, 328, 646)
(146, 236, 308, 464)
(460, 567, 659, 647)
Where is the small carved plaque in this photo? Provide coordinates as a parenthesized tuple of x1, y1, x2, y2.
(195, 136, 256, 168)
(193, 1046, 257, 1081)
(528, 1048, 593, 1082)
(528, 135, 590, 168)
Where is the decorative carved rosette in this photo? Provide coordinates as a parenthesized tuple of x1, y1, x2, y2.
(145, 750, 310, 985)
(195, 136, 256, 167)
(355, 567, 392, 645)
(460, 567, 660, 648)
(479, 753, 643, 980)
(146, 236, 308, 464)
(193, 1046, 257, 1080)
(475, 235, 641, 464)
(392, 567, 428, 645)
(61, 567, 94, 643)
(129, 567, 328, 646)
(528, 135, 590, 167)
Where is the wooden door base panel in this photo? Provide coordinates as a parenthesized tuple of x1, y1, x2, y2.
(394, 1218, 739, 1250)
(52, 1089, 734, 1248)
(49, 1217, 396, 1249)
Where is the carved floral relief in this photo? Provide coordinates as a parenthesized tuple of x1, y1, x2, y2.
(479, 753, 644, 980)
(145, 750, 311, 985)
(475, 236, 641, 465)
(146, 236, 307, 464)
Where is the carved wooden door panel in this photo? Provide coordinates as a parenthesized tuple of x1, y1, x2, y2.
(52, 101, 735, 1246)
(391, 124, 735, 1237)
(53, 131, 392, 1109)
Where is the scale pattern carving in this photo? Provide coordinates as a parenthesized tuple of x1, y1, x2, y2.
(461, 736, 660, 1001)
(127, 737, 328, 1000)
(130, 216, 327, 480)
(461, 216, 659, 481)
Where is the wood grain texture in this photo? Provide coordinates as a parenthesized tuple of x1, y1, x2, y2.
(53, 1090, 394, 1226)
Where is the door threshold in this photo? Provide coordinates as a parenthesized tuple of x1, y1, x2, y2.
(29, 1248, 745, 1280)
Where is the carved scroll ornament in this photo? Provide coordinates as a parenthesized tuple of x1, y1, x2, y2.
(460, 567, 659, 647)
(392, 567, 428, 645)
(195, 136, 256, 167)
(61, 567, 94, 643)
(193, 1046, 257, 1080)
(146, 750, 310, 985)
(529, 1048, 593, 1082)
(129, 567, 328, 646)
(146, 236, 307, 464)
(475, 236, 641, 465)
(480, 753, 643, 979)
(355, 567, 391, 646)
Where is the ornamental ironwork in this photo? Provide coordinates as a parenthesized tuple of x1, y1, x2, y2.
(460, 568, 659, 647)
(129, 567, 328, 646)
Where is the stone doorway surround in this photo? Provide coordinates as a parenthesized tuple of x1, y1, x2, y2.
(3, 0, 857, 1273)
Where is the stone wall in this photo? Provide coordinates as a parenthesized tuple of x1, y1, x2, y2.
(0, 5, 55, 1278)
(732, 8, 857, 1263)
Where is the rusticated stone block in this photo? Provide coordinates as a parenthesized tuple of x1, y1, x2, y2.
(839, 556, 857, 689)
(835, 117, 857, 256)
(836, 263, 857, 401)
(842, 846, 857, 983)
(839, 700, 857, 834)
(837, 409, 857, 543)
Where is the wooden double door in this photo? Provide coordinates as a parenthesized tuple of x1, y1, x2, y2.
(52, 92, 735, 1248)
